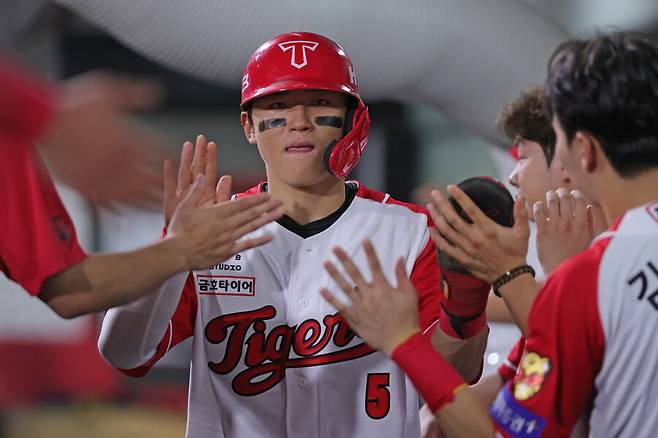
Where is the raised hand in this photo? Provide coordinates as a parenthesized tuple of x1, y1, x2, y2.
(167, 175, 283, 270)
(40, 71, 169, 208)
(427, 185, 530, 283)
(163, 134, 217, 226)
(533, 189, 603, 275)
(321, 240, 420, 356)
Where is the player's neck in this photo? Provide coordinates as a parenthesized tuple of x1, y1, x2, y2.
(596, 167, 658, 224)
(267, 177, 347, 225)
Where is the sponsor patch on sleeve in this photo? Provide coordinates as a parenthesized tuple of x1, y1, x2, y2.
(196, 275, 256, 297)
(491, 385, 546, 438)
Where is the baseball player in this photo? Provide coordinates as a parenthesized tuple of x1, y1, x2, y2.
(423, 85, 603, 437)
(97, 32, 492, 437)
(323, 31, 658, 437)
(0, 57, 282, 318)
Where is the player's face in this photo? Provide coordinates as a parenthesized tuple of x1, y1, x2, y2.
(508, 138, 572, 220)
(241, 90, 348, 189)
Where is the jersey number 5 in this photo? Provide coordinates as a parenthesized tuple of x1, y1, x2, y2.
(365, 373, 390, 419)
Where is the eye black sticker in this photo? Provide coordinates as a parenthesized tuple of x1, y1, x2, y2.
(314, 116, 343, 128)
(258, 118, 287, 132)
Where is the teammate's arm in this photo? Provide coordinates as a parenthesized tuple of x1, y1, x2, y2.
(322, 240, 495, 437)
(40, 239, 189, 319)
(419, 376, 503, 437)
(408, 227, 487, 382)
(420, 178, 518, 381)
(428, 185, 537, 336)
(40, 176, 283, 319)
(322, 238, 603, 437)
(420, 335, 525, 437)
(429, 325, 488, 383)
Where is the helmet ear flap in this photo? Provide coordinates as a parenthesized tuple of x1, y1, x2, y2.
(323, 101, 370, 178)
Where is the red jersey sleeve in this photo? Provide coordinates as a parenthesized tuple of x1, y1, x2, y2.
(120, 272, 198, 377)
(411, 233, 443, 332)
(497, 336, 526, 382)
(490, 241, 608, 438)
(0, 141, 86, 295)
(0, 57, 82, 296)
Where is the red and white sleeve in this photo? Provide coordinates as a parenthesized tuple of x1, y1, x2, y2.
(497, 336, 526, 382)
(99, 271, 198, 376)
(490, 243, 607, 437)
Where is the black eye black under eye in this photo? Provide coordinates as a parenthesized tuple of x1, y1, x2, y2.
(258, 118, 287, 132)
(314, 116, 343, 128)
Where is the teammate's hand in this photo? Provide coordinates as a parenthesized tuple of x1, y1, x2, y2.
(320, 240, 421, 356)
(167, 174, 283, 270)
(428, 185, 530, 283)
(40, 71, 169, 208)
(434, 177, 514, 337)
(533, 189, 602, 275)
(164, 134, 218, 226)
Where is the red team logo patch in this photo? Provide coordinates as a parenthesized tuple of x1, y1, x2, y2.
(513, 352, 551, 401)
(197, 275, 256, 297)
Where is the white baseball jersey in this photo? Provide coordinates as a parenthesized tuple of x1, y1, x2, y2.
(490, 200, 658, 437)
(107, 182, 445, 438)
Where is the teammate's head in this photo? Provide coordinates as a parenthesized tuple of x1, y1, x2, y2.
(498, 85, 571, 217)
(544, 32, 658, 198)
(240, 32, 370, 186)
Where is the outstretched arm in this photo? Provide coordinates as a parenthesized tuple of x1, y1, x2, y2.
(40, 238, 188, 319)
(96, 137, 282, 370)
(40, 174, 283, 319)
(427, 186, 536, 336)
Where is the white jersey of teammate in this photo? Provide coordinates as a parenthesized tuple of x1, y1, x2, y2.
(490, 200, 658, 437)
(99, 181, 445, 438)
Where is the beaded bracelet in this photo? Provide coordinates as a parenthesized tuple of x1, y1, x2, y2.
(493, 264, 536, 297)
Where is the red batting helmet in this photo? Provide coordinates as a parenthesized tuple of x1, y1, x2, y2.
(241, 32, 370, 178)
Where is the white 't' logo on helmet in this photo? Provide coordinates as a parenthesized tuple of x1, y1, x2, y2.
(278, 40, 319, 69)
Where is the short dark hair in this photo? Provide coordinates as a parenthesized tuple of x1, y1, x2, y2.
(544, 31, 658, 177)
(497, 85, 556, 165)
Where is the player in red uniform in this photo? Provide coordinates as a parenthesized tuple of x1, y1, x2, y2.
(422, 83, 608, 437)
(322, 31, 658, 437)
